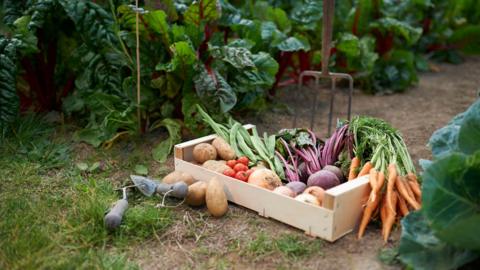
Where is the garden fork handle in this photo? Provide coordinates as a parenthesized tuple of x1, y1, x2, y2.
(322, 0, 335, 76)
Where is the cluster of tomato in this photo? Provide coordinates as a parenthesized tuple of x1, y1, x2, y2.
(222, 156, 252, 182)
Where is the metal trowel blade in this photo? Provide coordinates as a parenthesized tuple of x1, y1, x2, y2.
(130, 175, 158, 196)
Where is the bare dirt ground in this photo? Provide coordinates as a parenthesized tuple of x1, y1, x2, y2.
(127, 57, 480, 270)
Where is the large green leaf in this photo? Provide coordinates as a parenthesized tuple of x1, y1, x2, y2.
(184, 0, 221, 26)
(251, 52, 279, 86)
(0, 38, 20, 130)
(422, 151, 480, 251)
(290, 0, 322, 31)
(156, 41, 196, 73)
(370, 18, 422, 45)
(60, 0, 116, 48)
(152, 118, 181, 163)
(428, 99, 480, 157)
(458, 99, 480, 155)
(276, 36, 310, 52)
(398, 211, 478, 270)
(209, 45, 255, 69)
(336, 33, 360, 57)
(193, 65, 237, 113)
(428, 113, 464, 158)
(265, 6, 291, 32)
(12, 16, 39, 54)
(144, 10, 170, 46)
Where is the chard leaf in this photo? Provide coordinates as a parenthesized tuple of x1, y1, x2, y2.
(336, 33, 360, 57)
(370, 18, 422, 45)
(276, 36, 310, 52)
(290, 0, 322, 31)
(422, 151, 480, 251)
(193, 65, 237, 113)
(251, 52, 278, 86)
(143, 10, 170, 45)
(265, 6, 291, 32)
(184, 0, 221, 26)
(209, 45, 255, 69)
(398, 211, 478, 270)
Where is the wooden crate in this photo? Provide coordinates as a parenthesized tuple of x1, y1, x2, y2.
(174, 125, 370, 242)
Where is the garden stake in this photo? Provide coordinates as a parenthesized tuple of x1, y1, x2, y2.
(293, 0, 353, 136)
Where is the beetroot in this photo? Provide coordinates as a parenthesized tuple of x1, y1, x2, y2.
(322, 165, 345, 183)
(307, 170, 340, 190)
(285, 181, 307, 195)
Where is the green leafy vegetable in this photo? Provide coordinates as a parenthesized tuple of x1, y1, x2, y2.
(399, 211, 478, 270)
(398, 99, 480, 269)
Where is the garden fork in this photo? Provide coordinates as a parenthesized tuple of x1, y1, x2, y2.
(293, 0, 353, 136)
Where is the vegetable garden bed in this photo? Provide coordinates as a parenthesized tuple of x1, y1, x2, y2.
(174, 125, 371, 242)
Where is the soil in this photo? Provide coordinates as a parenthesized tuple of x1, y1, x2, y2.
(129, 56, 480, 269)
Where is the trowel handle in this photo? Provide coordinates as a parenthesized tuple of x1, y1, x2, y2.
(104, 199, 128, 230)
(156, 182, 188, 199)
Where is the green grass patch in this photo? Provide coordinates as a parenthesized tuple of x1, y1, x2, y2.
(0, 115, 174, 269)
(243, 232, 323, 261)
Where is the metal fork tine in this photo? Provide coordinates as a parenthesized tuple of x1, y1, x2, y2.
(328, 78, 336, 136)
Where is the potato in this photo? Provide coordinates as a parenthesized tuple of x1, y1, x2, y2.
(202, 160, 230, 174)
(193, 143, 217, 163)
(206, 178, 228, 217)
(162, 171, 196, 186)
(186, 181, 208, 206)
(211, 137, 236, 160)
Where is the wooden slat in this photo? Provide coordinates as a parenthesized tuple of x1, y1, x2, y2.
(175, 158, 335, 241)
(327, 175, 371, 240)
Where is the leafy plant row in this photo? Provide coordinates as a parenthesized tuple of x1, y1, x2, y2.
(0, 0, 479, 158)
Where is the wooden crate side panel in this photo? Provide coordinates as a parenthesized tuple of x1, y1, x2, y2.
(175, 158, 335, 241)
(326, 175, 371, 240)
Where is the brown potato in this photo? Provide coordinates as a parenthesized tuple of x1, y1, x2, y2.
(186, 181, 208, 206)
(192, 143, 217, 163)
(206, 178, 228, 217)
(211, 137, 236, 160)
(162, 171, 196, 186)
(202, 160, 230, 174)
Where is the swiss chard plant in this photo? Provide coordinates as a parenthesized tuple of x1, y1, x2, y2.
(398, 99, 480, 269)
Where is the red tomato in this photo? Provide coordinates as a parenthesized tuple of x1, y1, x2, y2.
(235, 171, 248, 182)
(223, 168, 235, 177)
(237, 156, 249, 166)
(233, 163, 248, 172)
(226, 160, 237, 168)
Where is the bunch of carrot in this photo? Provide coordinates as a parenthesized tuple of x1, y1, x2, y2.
(350, 161, 422, 241)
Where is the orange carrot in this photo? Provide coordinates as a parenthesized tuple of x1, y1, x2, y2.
(386, 163, 398, 212)
(369, 168, 378, 201)
(383, 191, 398, 242)
(397, 194, 409, 217)
(357, 191, 382, 239)
(404, 177, 416, 199)
(358, 161, 373, 177)
(396, 176, 421, 210)
(376, 171, 386, 193)
(348, 157, 361, 180)
(380, 195, 388, 237)
(408, 181, 422, 202)
(407, 173, 422, 199)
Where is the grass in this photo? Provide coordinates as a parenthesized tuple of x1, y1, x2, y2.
(0, 115, 174, 269)
(244, 232, 323, 260)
